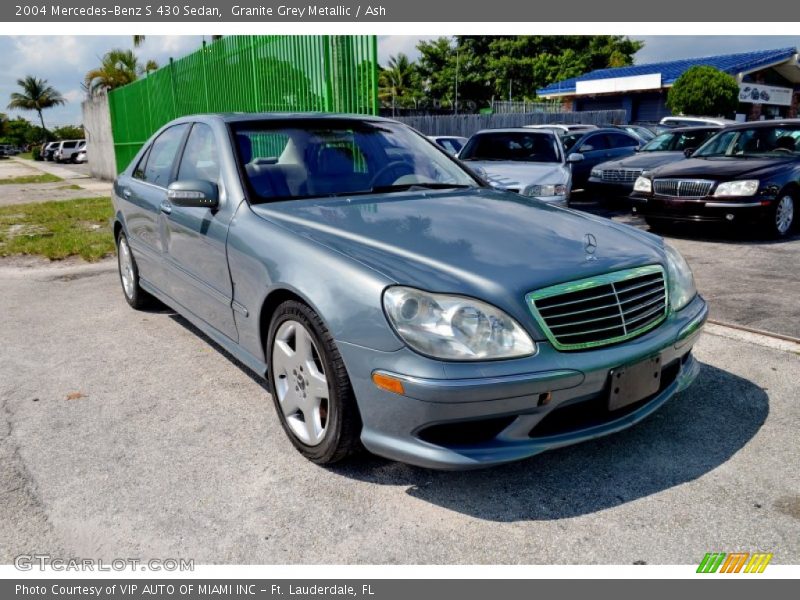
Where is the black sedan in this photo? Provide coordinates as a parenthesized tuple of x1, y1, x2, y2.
(630, 120, 799, 237)
(588, 126, 720, 199)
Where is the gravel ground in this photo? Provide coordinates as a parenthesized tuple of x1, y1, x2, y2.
(0, 259, 798, 565)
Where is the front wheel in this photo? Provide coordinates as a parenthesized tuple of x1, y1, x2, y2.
(266, 300, 362, 464)
(769, 194, 795, 238)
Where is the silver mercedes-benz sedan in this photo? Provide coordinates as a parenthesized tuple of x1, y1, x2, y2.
(112, 113, 706, 469)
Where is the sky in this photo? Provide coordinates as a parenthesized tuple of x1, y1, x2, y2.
(2, 35, 800, 127)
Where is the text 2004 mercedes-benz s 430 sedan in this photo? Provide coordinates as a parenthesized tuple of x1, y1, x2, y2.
(112, 113, 707, 469)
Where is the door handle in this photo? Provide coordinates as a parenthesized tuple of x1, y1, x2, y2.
(159, 201, 173, 215)
(122, 188, 132, 199)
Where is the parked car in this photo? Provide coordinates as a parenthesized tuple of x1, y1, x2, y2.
(112, 113, 706, 469)
(427, 135, 468, 156)
(560, 128, 643, 190)
(659, 116, 737, 129)
(42, 141, 59, 161)
(588, 126, 721, 199)
(525, 123, 598, 135)
(630, 120, 800, 237)
(75, 147, 88, 163)
(0, 144, 11, 158)
(606, 124, 657, 144)
(54, 139, 86, 163)
(457, 128, 572, 205)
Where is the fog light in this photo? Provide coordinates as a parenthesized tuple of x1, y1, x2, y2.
(725, 213, 735, 221)
(372, 372, 405, 395)
(632, 207, 638, 213)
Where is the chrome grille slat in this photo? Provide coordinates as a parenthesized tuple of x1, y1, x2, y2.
(600, 168, 642, 183)
(653, 178, 714, 198)
(527, 266, 668, 351)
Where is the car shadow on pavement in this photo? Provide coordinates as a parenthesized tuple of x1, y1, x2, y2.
(332, 362, 768, 522)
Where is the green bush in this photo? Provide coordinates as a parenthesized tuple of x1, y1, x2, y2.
(31, 146, 41, 161)
(666, 66, 740, 118)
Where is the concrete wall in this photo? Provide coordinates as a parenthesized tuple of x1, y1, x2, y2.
(81, 94, 117, 181)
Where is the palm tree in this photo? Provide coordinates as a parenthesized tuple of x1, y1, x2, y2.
(133, 35, 145, 48)
(379, 53, 416, 115)
(7, 76, 65, 137)
(84, 49, 158, 95)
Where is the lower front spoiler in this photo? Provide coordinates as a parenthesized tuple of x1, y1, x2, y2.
(360, 354, 700, 470)
(630, 195, 772, 225)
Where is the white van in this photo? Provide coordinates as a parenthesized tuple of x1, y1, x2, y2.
(54, 139, 86, 163)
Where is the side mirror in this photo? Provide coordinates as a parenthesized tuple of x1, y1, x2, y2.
(567, 153, 585, 163)
(683, 148, 695, 158)
(167, 180, 219, 209)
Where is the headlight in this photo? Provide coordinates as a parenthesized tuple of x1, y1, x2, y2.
(383, 286, 536, 360)
(522, 183, 567, 197)
(633, 176, 652, 193)
(714, 180, 759, 196)
(664, 244, 697, 312)
(591, 168, 603, 178)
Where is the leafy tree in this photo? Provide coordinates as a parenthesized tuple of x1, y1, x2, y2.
(84, 49, 159, 95)
(379, 53, 423, 110)
(414, 36, 644, 108)
(52, 125, 85, 140)
(666, 66, 739, 117)
(6, 76, 66, 139)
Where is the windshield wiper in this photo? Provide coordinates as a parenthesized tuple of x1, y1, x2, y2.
(370, 183, 473, 193)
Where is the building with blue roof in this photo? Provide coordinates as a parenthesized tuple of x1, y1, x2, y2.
(537, 47, 800, 123)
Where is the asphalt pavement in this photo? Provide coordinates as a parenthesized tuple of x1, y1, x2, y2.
(1, 258, 798, 564)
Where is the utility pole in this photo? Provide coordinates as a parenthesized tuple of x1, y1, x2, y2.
(454, 38, 459, 116)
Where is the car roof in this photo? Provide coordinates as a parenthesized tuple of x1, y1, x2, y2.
(656, 125, 722, 133)
(714, 118, 800, 131)
(472, 127, 561, 135)
(175, 112, 398, 125)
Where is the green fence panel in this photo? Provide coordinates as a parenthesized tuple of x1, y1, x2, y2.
(108, 35, 378, 173)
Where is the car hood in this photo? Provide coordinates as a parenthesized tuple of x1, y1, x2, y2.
(598, 152, 685, 171)
(648, 156, 795, 180)
(250, 188, 665, 323)
(462, 160, 569, 190)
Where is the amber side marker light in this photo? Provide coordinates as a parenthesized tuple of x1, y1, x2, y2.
(372, 372, 405, 395)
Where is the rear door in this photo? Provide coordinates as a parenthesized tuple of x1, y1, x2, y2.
(571, 133, 611, 184)
(119, 123, 190, 294)
(161, 122, 238, 340)
(607, 132, 640, 160)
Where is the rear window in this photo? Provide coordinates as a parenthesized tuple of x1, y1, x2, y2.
(459, 132, 561, 163)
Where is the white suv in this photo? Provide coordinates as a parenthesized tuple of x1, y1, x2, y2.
(54, 140, 86, 163)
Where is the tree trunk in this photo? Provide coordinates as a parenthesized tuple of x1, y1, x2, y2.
(37, 109, 47, 142)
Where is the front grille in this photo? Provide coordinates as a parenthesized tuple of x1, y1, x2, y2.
(653, 179, 714, 197)
(526, 266, 668, 351)
(601, 168, 642, 183)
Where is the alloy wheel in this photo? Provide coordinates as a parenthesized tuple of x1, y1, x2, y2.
(775, 196, 794, 235)
(271, 320, 330, 446)
(118, 236, 135, 299)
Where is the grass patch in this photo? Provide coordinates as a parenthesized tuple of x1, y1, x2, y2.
(0, 197, 114, 261)
(0, 173, 62, 185)
(18, 152, 33, 160)
(57, 184, 82, 190)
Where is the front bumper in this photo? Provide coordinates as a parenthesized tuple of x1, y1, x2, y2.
(587, 177, 635, 198)
(630, 193, 774, 224)
(338, 295, 708, 469)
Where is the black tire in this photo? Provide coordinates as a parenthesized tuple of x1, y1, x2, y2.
(266, 300, 362, 465)
(644, 217, 668, 233)
(116, 231, 155, 310)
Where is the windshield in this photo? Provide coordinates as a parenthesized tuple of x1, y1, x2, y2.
(694, 125, 800, 158)
(642, 129, 715, 152)
(459, 131, 561, 163)
(232, 119, 479, 203)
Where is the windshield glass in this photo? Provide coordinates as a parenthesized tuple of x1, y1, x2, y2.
(694, 125, 800, 158)
(232, 119, 479, 203)
(642, 129, 715, 152)
(459, 131, 561, 163)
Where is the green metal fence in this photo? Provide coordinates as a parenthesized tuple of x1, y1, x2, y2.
(108, 35, 378, 173)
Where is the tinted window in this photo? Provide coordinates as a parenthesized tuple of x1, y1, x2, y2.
(438, 138, 463, 154)
(695, 125, 800, 157)
(579, 134, 609, 152)
(178, 123, 220, 183)
(608, 133, 639, 148)
(460, 132, 560, 163)
(143, 124, 190, 186)
(133, 145, 151, 180)
(62, 141, 78, 149)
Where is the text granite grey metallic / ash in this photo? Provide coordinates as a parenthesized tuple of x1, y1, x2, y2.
(111, 112, 707, 469)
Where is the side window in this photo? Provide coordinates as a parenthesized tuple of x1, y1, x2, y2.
(178, 123, 220, 183)
(609, 133, 639, 148)
(133, 145, 152, 180)
(581, 135, 609, 152)
(143, 124, 190, 187)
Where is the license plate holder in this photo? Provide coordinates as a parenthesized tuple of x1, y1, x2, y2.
(608, 355, 662, 411)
